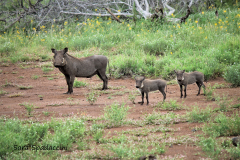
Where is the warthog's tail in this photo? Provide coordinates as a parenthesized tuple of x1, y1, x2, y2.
(108, 59, 111, 79)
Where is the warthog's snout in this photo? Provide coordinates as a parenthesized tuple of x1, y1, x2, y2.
(177, 79, 182, 83)
(53, 58, 66, 67)
(136, 86, 139, 88)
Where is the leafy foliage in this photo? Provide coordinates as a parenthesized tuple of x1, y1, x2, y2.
(224, 63, 240, 87)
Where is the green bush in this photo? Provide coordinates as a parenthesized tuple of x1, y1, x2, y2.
(224, 63, 240, 87)
(186, 106, 212, 123)
(204, 113, 240, 136)
(0, 118, 26, 157)
(73, 79, 87, 88)
(23, 123, 49, 145)
(154, 99, 184, 110)
(86, 91, 99, 105)
(104, 103, 130, 127)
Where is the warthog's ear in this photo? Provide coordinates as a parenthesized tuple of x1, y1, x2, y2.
(63, 47, 68, 54)
(51, 48, 56, 53)
(183, 70, 185, 73)
(174, 70, 176, 73)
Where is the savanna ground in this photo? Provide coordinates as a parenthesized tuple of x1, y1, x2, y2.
(0, 61, 240, 159)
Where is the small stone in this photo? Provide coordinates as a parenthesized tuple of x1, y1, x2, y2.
(40, 98, 43, 100)
(232, 137, 240, 147)
(192, 128, 197, 132)
(139, 155, 156, 160)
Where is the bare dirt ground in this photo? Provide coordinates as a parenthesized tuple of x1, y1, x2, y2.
(0, 62, 240, 159)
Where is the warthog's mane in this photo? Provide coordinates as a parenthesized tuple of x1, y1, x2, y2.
(65, 53, 82, 61)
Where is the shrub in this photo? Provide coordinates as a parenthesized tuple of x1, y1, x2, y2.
(186, 106, 212, 123)
(203, 113, 240, 137)
(19, 102, 35, 115)
(203, 85, 215, 101)
(73, 79, 87, 88)
(154, 99, 184, 110)
(104, 103, 130, 127)
(23, 123, 49, 145)
(224, 63, 240, 87)
(128, 91, 137, 104)
(214, 94, 232, 112)
(86, 91, 99, 105)
(0, 118, 26, 157)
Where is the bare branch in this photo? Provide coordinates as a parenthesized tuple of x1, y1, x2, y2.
(180, 7, 191, 23)
(104, 7, 122, 23)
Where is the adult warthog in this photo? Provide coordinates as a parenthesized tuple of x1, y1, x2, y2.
(51, 47, 109, 94)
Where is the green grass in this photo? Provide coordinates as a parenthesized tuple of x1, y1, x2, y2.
(17, 85, 33, 90)
(73, 79, 87, 88)
(85, 91, 99, 105)
(154, 99, 184, 110)
(1, 4, 240, 160)
(31, 75, 40, 79)
(0, 7, 239, 80)
(104, 103, 130, 127)
(42, 67, 53, 73)
(198, 112, 240, 159)
(186, 106, 212, 123)
(19, 102, 35, 116)
(0, 89, 8, 95)
(203, 112, 240, 137)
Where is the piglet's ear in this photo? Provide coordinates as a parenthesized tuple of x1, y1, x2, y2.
(134, 76, 138, 80)
(64, 47, 68, 54)
(174, 70, 176, 73)
(51, 48, 55, 53)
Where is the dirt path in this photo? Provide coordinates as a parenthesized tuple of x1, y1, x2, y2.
(0, 62, 239, 159)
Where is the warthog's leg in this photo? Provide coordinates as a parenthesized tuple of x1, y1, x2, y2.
(146, 92, 149, 105)
(196, 81, 205, 96)
(159, 88, 166, 101)
(69, 75, 75, 94)
(196, 82, 201, 96)
(97, 69, 108, 90)
(180, 85, 183, 98)
(138, 91, 144, 105)
(64, 75, 75, 94)
(184, 85, 187, 98)
(64, 75, 71, 94)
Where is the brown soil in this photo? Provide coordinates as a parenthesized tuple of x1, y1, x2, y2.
(0, 62, 240, 159)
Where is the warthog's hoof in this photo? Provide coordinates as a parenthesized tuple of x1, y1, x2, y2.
(138, 102, 144, 105)
(64, 92, 72, 94)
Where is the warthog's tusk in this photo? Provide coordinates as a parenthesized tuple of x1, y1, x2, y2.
(61, 58, 67, 65)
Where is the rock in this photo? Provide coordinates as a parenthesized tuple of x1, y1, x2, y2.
(139, 154, 157, 160)
(232, 137, 240, 147)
